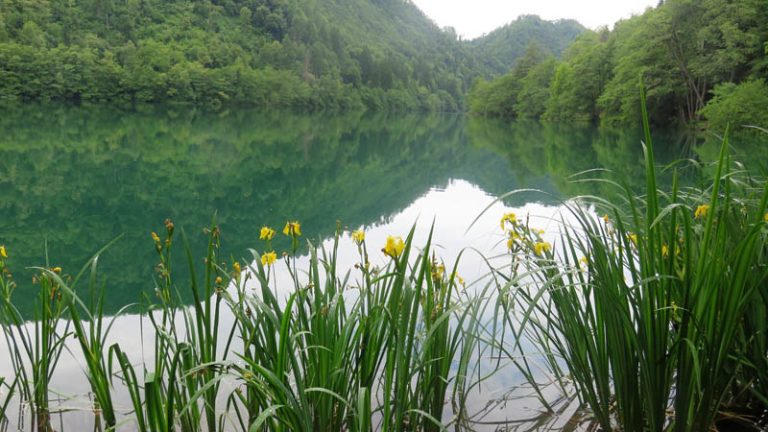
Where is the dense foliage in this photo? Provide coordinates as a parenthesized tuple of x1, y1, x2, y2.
(0, 0, 582, 110)
(468, 14, 583, 76)
(0, 0, 468, 109)
(469, 0, 768, 128)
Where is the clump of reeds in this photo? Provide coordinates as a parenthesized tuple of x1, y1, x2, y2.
(1, 217, 497, 431)
(503, 88, 768, 431)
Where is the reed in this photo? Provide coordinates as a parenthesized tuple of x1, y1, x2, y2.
(0, 219, 491, 431)
(0, 247, 70, 432)
(502, 88, 768, 430)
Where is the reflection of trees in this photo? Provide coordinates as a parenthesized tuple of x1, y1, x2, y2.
(466, 116, 712, 201)
(0, 106, 513, 315)
(466, 117, 559, 204)
(3, 107, 759, 315)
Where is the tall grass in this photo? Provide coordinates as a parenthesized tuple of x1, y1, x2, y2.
(0, 246, 70, 432)
(504, 89, 768, 430)
(1, 220, 495, 431)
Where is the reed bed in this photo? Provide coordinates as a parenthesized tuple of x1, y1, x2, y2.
(1, 220, 504, 431)
(1, 95, 767, 431)
(500, 92, 768, 430)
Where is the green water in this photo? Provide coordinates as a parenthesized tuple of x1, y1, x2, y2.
(0, 105, 760, 315)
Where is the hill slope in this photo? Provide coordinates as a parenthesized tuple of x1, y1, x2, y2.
(0, 0, 582, 110)
(468, 0, 768, 128)
(470, 15, 585, 75)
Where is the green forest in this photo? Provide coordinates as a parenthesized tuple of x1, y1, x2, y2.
(469, 0, 768, 129)
(1, 0, 767, 128)
(0, 0, 580, 110)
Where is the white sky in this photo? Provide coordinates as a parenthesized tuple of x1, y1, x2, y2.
(410, 0, 659, 39)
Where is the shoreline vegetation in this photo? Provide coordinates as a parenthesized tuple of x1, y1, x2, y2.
(1, 101, 767, 430)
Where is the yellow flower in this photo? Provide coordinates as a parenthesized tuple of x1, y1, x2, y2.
(506, 231, 521, 250)
(233, 262, 241, 273)
(383, 236, 405, 258)
(603, 214, 609, 223)
(351, 230, 365, 245)
(500, 212, 517, 230)
(628, 233, 638, 246)
(259, 226, 275, 241)
(534, 242, 551, 257)
(662, 244, 669, 257)
(151, 232, 161, 243)
(0, 245, 6, 259)
(261, 251, 277, 266)
(694, 204, 710, 219)
(283, 221, 302, 237)
(53, 267, 62, 274)
(764, 212, 768, 223)
(215, 276, 223, 285)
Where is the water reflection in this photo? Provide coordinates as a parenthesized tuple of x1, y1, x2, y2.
(2, 105, 759, 316)
(0, 179, 582, 431)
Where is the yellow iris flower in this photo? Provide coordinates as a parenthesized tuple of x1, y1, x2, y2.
(261, 251, 278, 266)
(500, 212, 517, 230)
(384, 236, 405, 258)
(233, 262, 241, 273)
(0, 245, 6, 259)
(694, 204, 710, 219)
(351, 230, 365, 245)
(283, 221, 302, 237)
(506, 231, 521, 250)
(260, 226, 275, 241)
(534, 242, 551, 256)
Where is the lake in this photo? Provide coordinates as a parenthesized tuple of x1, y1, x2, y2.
(0, 105, 714, 313)
(0, 105, 763, 430)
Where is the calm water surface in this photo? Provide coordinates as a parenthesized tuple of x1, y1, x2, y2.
(0, 105, 714, 313)
(1, 105, 763, 429)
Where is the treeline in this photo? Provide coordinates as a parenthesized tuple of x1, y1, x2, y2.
(0, 0, 480, 110)
(469, 0, 768, 129)
(0, 0, 587, 111)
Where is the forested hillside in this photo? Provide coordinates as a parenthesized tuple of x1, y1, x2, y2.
(0, 0, 474, 109)
(470, 15, 584, 75)
(469, 0, 768, 129)
(0, 0, 582, 110)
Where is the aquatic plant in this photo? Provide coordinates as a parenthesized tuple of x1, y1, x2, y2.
(504, 89, 768, 430)
(0, 218, 496, 431)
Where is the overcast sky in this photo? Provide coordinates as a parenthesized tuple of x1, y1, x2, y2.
(410, 0, 659, 39)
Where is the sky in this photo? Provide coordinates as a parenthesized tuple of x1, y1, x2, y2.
(410, 0, 659, 39)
